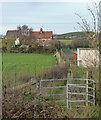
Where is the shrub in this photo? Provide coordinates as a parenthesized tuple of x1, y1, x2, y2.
(28, 46, 56, 54)
(67, 39, 90, 49)
(39, 63, 68, 79)
(3, 93, 68, 118)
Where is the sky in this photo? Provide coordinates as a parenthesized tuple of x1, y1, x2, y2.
(0, 1, 100, 35)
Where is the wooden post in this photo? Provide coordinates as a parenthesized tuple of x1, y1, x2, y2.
(36, 79, 38, 96)
(40, 80, 42, 95)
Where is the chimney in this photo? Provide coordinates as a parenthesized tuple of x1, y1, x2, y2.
(40, 28, 43, 33)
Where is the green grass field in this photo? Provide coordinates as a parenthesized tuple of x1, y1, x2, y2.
(57, 32, 86, 37)
(3, 53, 56, 87)
(57, 40, 73, 44)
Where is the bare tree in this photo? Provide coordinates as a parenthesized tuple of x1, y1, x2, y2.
(75, 2, 99, 49)
(76, 2, 101, 111)
(17, 25, 33, 45)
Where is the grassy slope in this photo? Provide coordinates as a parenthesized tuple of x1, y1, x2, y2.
(3, 53, 56, 87)
(57, 40, 73, 44)
(55, 32, 85, 37)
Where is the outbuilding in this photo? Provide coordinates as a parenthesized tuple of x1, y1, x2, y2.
(77, 48, 99, 67)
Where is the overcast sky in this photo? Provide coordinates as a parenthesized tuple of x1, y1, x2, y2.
(0, 1, 100, 35)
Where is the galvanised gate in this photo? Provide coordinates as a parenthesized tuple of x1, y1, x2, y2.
(36, 78, 96, 109)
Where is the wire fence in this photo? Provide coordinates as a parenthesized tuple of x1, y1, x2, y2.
(2, 63, 54, 100)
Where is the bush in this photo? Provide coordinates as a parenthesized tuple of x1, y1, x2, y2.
(3, 93, 68, 118)
(38, 63, 68, 79)
(52, 40, 61, 50)
(28, 46, 56, 54)
(67, 39, 90, 49)
(28, 46, 36, 53)
(3, 88, 99, 118)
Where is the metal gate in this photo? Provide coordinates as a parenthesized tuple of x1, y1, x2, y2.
(36, 78, 96, 109)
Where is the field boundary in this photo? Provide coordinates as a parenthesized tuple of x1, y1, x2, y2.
(4, 78, 37, 94)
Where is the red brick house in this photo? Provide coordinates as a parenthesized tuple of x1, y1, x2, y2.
(32, 28, 53, 47)
(6, 27, 53, 47)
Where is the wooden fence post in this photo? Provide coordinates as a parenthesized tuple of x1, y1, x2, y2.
(36, 80, 38, 96)
(40, 80, 42, 95)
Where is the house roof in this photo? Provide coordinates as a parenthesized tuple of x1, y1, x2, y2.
(32, 28, 53, 39)
(6, 30, 19, 37)
(6, 28, 53, 40)
(6, 30, 19, 34)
